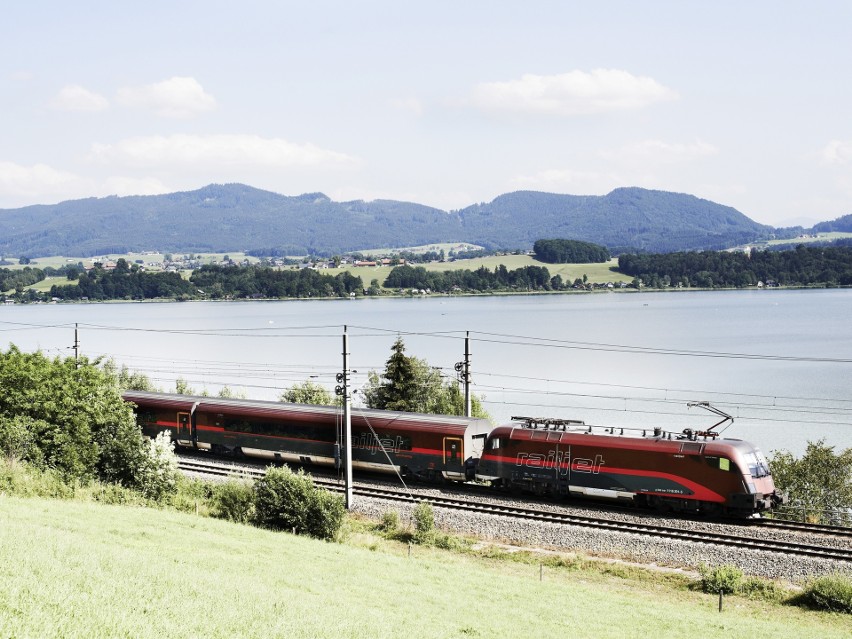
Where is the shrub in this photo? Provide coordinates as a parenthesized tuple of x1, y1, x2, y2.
(253, 466, 345, 540)
(0, 416, 42, 464)
(170, 476, 214, 516)
(434, 533, 471, 551)
(379, 510, 401, 535)
(213, 475, 256, 524)
(0, 458, 74, 499)
(88, 481, 151, 506)
(95, 419, 147, 488)
(740, 576, 788, 603)
(135, 430, 178, 501)
(801, 573, 852, 613)
(699, 564, 743, 594)
(412, 501, 435, 544)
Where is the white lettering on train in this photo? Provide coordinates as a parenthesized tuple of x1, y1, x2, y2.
(515, 452, 605, 474)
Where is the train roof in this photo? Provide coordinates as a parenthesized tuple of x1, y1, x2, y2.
(123, 390, 491, 436)
(488, 420, 759, 456)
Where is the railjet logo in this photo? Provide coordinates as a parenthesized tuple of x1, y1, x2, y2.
(516, 451, 605, 474)
(356, 433, 406, 455)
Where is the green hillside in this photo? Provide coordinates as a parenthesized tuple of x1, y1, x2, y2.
(1, 496, 848, 639)
(0, 183, 774, 258)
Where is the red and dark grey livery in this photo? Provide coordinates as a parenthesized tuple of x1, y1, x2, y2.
(476, 416, 786, 517)
(123, 390, 490, 481)
(124, 392, 786, 517)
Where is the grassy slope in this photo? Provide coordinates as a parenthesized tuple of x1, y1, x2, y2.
(1, 496, 849, 639)
(329, 256, 629, 287)
(758, 232, 852, 247)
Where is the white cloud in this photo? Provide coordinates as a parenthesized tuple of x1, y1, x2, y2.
(510, 168, 620, 194)
(51, 84, 110, 112)
(0, 161, 89, 204)
(390, 97, 424, 116)
(822, 140, 852, 165)
(88, 134, 357, 169)
(102, 176, 171, 197)
(116, 76, 216, 118)
(599, 139, 718, 163)
(467, 69, 678, 116)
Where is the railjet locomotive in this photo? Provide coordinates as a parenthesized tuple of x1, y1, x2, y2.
(476, 416, 785, 517)
(124, 391, 786, 517)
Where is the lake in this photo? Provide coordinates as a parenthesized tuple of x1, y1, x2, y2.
(2, 288, 851, 457)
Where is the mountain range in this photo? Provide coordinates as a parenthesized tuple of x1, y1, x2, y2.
(0, 183, 823, 258)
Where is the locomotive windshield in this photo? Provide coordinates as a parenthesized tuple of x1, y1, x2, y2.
(743, 449, 771, 478)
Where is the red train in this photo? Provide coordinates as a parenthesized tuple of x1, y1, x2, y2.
(124, 391, 786, 517)
(476, 417, 786, 517)
(124, 391, 490, 482)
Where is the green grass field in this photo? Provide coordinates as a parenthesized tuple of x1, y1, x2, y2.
(1, 495, 849, 638)
(7, 252, 628, 296)
(759, 232, 852, 248)
(328, 256, 629, 286)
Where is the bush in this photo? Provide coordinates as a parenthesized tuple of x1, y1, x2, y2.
(412, 501, 435, 544)
(253, 466, 345, 541)
(213, 475, 256, 524)
(379, 510, 400, 535)
(170, 476, 214, 516)
(699, 564, 743, 594)
(135, 430, 178, 501)
(0, 416, 41, 464)
(801, 573, 852, 613)
(0, 458, 75, 499)
(740, 577, 788, 603)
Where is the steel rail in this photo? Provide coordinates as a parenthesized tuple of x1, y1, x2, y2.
(177, 457, 852, 563)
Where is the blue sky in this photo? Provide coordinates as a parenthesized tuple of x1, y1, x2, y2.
(1, 0, 850, 226)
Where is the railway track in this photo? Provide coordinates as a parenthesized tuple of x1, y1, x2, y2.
(177, 456, 852, 563)
(753, 518, 852, 539)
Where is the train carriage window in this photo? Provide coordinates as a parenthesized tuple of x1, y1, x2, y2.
(719, 458, 730, 471)
(490, 438, 502, 450)
(223, 418, 335, 443)
(137, 410, 157, 426)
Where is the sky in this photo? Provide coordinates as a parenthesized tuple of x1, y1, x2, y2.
(1, 1, 851, 227)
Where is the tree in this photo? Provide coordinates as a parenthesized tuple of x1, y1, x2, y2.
(769, 440, 852, 525)
(533, 239, 610, 264)
(362, 338, 491, 420)
(363, 338, 422, 412)
(218, 385, 247, 399)
(280, 380, 334, 405)
(0, 346, 149, 488)
(174, 378, 195, 395)
(102, 359, 157, 392)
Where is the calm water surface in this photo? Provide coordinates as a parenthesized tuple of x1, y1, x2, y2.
(3, 289, 851, 456)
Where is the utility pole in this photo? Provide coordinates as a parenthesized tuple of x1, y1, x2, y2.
(336, 325, 354, 509)
(73, 323, 80, 368)
(455, 331, 472, 417)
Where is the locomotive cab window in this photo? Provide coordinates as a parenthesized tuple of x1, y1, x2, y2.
(705, 455, 736, 472)
(743, 450, 770, 478)
(490, 438, 502, 450)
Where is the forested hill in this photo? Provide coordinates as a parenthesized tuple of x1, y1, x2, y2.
(0, 183, 774, 258)
(458, 189, 771, 253)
